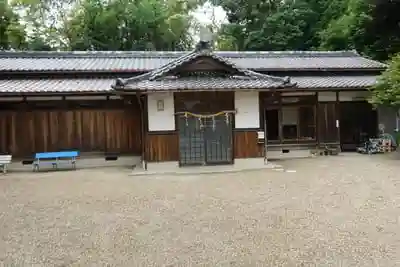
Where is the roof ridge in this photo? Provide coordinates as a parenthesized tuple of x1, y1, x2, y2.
(0, 50, 361, 59)
(207, 52, 292, 84)
(0, 51, 188, 59)
(116, 50, 199, 86)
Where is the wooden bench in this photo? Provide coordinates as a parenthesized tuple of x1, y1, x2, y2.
(0, 155, 12, 174)
(33, 151, 79, 172)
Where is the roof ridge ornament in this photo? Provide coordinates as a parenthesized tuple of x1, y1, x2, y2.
(196, 26, 213, 52)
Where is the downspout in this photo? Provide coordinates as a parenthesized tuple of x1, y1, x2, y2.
(136, 92, 147, 171)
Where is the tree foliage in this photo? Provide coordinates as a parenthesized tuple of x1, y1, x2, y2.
(63, 0, 202, 51)
(0, 0, 399, 60)
(0, 0, 27, 50)
(2, 0, 205, 51)
(369, 54, 400, 109)
(215, 0, 319, 51)
(215, 0, 400, 61)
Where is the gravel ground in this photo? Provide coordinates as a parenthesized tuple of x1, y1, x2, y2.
(1, 153, 400, 266)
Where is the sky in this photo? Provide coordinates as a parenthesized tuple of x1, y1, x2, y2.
(191, 2, 227, 42)
(193, 2, 227, 27)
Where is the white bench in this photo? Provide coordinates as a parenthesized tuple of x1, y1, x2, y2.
(0, 155, 12, 174)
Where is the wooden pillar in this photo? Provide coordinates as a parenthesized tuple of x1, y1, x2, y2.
(336, 91, 341, 147)
(278, 92, 283, 143)
(315, 92, 319, 146)
(143, 95, 148, 168)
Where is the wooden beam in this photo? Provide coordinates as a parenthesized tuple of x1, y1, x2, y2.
(278, 92, 283, 143)
(336, 91, 341, 146)
(315, 92, 320, 145)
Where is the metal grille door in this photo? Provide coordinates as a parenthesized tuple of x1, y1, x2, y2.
(178, 116, 205, 165)
(178, 114, 233, 166)
(204, 115, 232, 164)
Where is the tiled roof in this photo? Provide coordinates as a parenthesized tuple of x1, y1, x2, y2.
(0, 50, 386, 72)
(115, 46, 294, 91)
(0, 78, 114, 94)
(292, 76, 378, 89)
(0, 75, 378, 94)
(116, 76, 292, 91)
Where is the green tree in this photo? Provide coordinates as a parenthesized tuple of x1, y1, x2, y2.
(318, 0, 400, 60)
(10, 0, 203, 51)
(360, 0, 400, 61)
(216, 0, 400, 60)
(320, 0, 371, 51)
(215, 0, 340, 51)
(63, 0, 203, 51)
(369, 53, 400, 110)
(0, 0, 27, 50)
(12, 0, 77, 50)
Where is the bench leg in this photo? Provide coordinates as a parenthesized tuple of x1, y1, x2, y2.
(33, 164, 39, 172)
(72, 157, 76, 170)
(33, 159, 39, 172)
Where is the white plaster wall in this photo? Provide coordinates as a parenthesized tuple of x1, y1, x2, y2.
(339, 91, 369, 101)
(318, 92, 336, 102)
(318, 91, 370, 102)
(235, 91, 260, 128)
(147, 93, 175, 131)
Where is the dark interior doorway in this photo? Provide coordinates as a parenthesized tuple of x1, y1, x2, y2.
(340, 101, 378, 151)
(265, 109, 279, 141)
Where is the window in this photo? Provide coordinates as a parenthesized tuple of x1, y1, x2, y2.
(265, 106, 316, 142)
(299, 106, 315, 140)
(282, 107, 298, 140)
(261, 93, 317, 143)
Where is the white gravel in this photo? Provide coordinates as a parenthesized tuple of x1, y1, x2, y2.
(1, 153, 400, 266)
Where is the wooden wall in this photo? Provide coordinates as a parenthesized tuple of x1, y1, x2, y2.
(234, 130, 264, 158)
(145, 130, 265, 162)
(145, 132, 179, 162)
(0, 100, 141, 157)
(317, 102, 339, 143)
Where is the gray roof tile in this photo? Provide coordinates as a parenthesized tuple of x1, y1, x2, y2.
(0, 50, 386, 72)
(292, 76, 378, 89)
(0, 75, 378, 94)
(118, 76, 378, 91)
(0, 78, 114, 93)
(118, 77, 291, 91)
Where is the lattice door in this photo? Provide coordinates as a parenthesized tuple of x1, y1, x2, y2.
(178, 113, 233, 166)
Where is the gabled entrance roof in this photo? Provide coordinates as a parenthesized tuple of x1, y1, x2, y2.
(113, 42, 296, 92)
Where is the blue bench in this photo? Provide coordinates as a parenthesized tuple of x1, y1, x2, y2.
(33, 151, 79, 171)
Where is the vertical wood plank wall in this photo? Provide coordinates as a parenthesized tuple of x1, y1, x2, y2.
(0, 101, 141, 157)
(234, 130, 264, 158)
(145, 132, 179, 162)
(317, 103, 339, 143)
